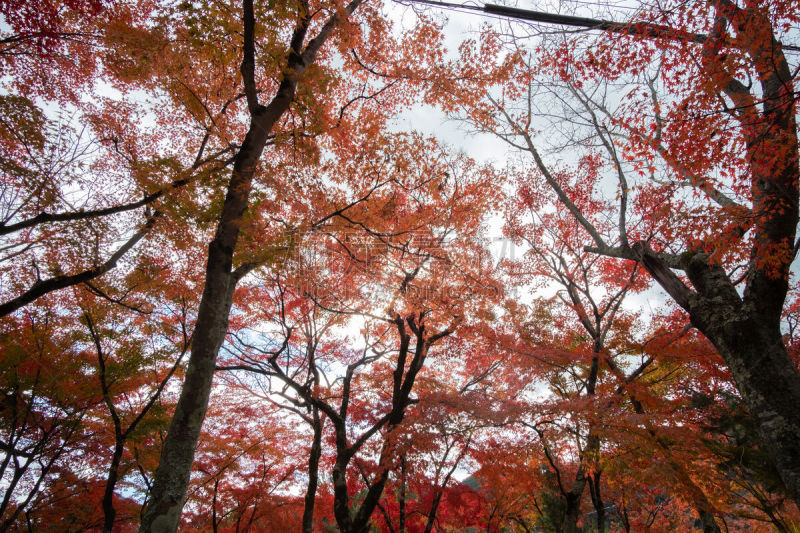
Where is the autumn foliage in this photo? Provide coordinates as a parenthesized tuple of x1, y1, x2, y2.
(1, 0, 800, 531)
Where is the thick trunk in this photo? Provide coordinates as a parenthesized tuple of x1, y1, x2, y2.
(332, 430, 355, 533)
(138, 240, 239, 532)
(562, 486, 585, 533)
(684, 257, 800, 507)
(698, 509, 721, 533)
(638, 248, 800, 509)
(588, 472, 604, 533)
(695, 308, 800, 507)
(647, 7, 800, 505)
(562, 436, 596, 533)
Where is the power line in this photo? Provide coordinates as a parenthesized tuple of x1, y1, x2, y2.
(403, 0, 800, 52)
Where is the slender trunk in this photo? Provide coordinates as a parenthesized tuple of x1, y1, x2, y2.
(423, 491, 443, 533)
(621, 505, 630, 533)
(90, 312, 125, 533)
(514, 516, 534, 533)
(102, 441, 125, 533)
(302, 409, 322, 533)
(588, 472, 604, 533)
(333, 317, 454, 533)
(0, 468, 28, 529)
(346, 436, 398, 533)
(243, 502, 258, 531)
(212, 478, 219, 533)
(561, 431, 600, 533)
(398, 455, 406, 533)
(423, 437, 469, 533)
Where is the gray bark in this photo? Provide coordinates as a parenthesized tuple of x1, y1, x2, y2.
(637, 247, 800, 508)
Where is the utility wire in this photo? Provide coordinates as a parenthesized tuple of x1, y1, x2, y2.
(403, 0, 800, 52)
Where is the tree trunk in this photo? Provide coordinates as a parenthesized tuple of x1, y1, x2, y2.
(330, 317, 454, 533)
(562, 487, 584, 533)
(138, 118, 266, 530)
(102, 441, 124, 533)
(562, 353, 601, 533)
(635, 6, 800, 504)
(331, 453, 355, 533)
(302, 409, 323, 533)
(697, 309, 800, 508)
(423, 491, 443, 533)
(642, 251, 800, 508)
(563, 452, 594, 533)
(138, 1, 361, 530)
(588, 472, 604, 533)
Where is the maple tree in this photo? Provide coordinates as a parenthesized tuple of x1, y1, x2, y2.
(468, 303, 793, 531)
(82, 293, 192, 532)
(210, 133, 501, 532)
(502, 170, 645, 532)
(0, 310, 98, 530)
(0, 0, 222, 320)
(442, 0, 800, 512)
(136, 0, 470, 526)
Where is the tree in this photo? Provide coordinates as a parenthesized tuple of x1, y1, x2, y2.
(82, 293, 192, 533)
(136, 0, 465, 526)
(2, 0, 473, 527)
(446, 0, 800, 508)
(0, 310, 98, 530)
(213, 131, 501, 532)
(503, 171, 648, 532)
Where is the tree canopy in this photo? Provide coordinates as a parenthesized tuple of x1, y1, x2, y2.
(1, 0, 800, 531)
